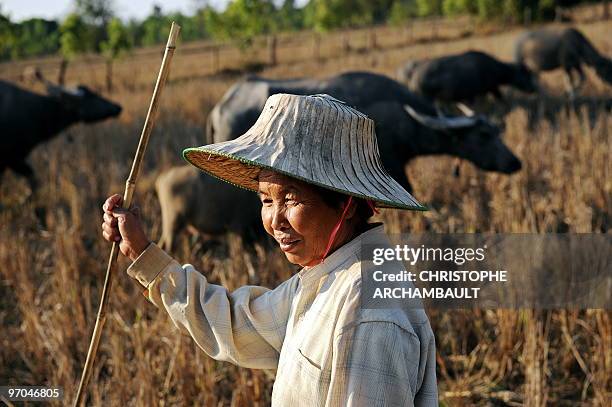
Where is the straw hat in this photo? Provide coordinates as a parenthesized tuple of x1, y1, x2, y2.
(183, 93, 426, 210)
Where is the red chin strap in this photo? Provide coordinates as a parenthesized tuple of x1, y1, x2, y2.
(366, 199, 380, 214)
(318, 198, 379, 264)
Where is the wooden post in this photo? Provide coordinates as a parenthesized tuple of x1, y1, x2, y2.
(267, 35, 277, 66)
(523, 8, 532, 26)
(313, 32, 321, 61)
(105, 59, 113, 92)
(369, 28, 377, 50)
(212, 45, 220, 73)
(58, 58, 68, 85)
(342, 32, 350, 55)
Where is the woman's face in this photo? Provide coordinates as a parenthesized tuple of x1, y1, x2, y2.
(258, 170, 354, 268)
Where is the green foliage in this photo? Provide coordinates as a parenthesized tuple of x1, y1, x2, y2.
(0, 0, 597, 62)
(476, 0, 504, 19)
(0, 13, 17, 60)
(75, 0, 114, 25)
(213, 0, 277, 41)
(388, 0, 418, 25)
(15, 19, 60, 57)
(101, 17, 131, 59)
(59, 13, 92, 60)
(443, 0, 478, 15)
(276, 0, 305, 31)
(0, 17, 61, 59)
(141, 5, 166, 46)
(416, 0, 443, 16)
(305, 0, 376, 32)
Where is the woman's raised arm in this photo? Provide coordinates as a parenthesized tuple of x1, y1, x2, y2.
(128, 244, 297, 369)
(101, 194, 295, 369)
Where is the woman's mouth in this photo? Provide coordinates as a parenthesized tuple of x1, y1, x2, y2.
(278, 239, 300, 252)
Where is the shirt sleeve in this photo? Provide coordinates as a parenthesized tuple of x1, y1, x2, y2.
(326, 321, 438, 407)
(126, 243, 297, 370)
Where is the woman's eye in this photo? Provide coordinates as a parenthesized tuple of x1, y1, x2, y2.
(261, 198, 273, 205)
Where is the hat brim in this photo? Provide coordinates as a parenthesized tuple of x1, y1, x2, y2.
(183, 146, 428, 211)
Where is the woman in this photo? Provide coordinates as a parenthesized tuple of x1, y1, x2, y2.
(102, 94, 438, 406)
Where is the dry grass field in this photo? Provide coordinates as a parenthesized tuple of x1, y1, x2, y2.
(0, 10, 611, 407)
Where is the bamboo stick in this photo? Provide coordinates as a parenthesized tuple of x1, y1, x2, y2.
(73, 22, 181, 407)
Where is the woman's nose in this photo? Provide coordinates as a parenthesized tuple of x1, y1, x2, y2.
(270, 206, 289, 231)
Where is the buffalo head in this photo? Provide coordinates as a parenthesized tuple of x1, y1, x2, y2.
(404, 105, 522, 174)
(511, 64, 539, 94)
(47, 84, 122, 122)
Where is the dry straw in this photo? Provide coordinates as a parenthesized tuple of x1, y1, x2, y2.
(72, 22, 181, 407)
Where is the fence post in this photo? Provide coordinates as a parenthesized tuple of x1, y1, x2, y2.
(313, 32, 321, 61)
(267, 35, 277, 66)
(342, 31, 350, 55)
(58, 58, 68, 85)
(523, 9, 532, 26)
(369, 28, 377, 50)
(212, 45, 220, 73)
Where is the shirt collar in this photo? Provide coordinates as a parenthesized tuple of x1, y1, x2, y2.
(297, 223, 388, 287)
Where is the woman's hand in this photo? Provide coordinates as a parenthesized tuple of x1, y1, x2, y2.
(102, 194, 151, 262)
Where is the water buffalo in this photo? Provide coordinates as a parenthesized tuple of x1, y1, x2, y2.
(156, 165, 262, 251)
(397, 50, 537, 103)
(0, 80, 122, 189)
(515, 27, 612, 97)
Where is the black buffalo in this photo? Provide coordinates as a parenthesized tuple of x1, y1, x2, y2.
(398, 50, 537, 103)
(515, 27, 612, 97)
(0, 80, 122, 189)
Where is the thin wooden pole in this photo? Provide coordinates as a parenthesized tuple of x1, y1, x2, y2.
(72, 22, 181, 407)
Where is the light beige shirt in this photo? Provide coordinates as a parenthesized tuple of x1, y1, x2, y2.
(127, 224, 438, 406)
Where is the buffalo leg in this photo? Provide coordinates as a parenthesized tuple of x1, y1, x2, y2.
(574, 65, 585, 94)
(158, 205, 186, 252)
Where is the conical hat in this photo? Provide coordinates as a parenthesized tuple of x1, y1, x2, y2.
(183, 93, 426, 210)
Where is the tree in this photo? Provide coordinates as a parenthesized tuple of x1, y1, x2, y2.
(199, 0, 277, 46)
(305, 0, 375, 32)
(14, 19, 60, 58)
(59, 13, 92, 84)
(443, 0, 478, 15)
(100, 17, 131, 91)
(476, 0, 504, 19)
(222, 0, 277, 42)
(141, 5, 166, 46)
(75, 0, 115, 50)
(416, 0, 443, 16)
(388, 0, 418, 25)
(76, 0, 114, 26)
(0, 13, 16, 60)
(276, 0, 305, 31)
